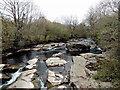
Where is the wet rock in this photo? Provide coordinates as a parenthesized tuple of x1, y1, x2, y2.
(48, 70, 64, 86)
(32, 43, 65, 51)
(27, 57, 38, 65)
(49, 66, 69, 83)
(67, 38, 102, 54)
(2, 65, 19, 73)
(70, 56, 99, 88)
(67, 42, 91, 53)
(0, 73, 10, 79)
(34, 44, 43, 48)
(24, 64, 36, 70)
(8, 69, 37, 88)
(3, 65, 19, 70)
(46, 57, 67, 67)
(49, 67, 65, 74)
(86, 57, 97, 65)
(31, 48, 41, 51)
(70, 56, 87, 79)
(90, 48, 102, 54)
(58, 85, 67, 89)
(21, 69, 37, 78)
(80, 53, 105, 70)
(21, 73, 34, 82)
(80, 53, 105, 59)
(0, 64, 7, 71)
(32, 44, 44, 51)
(52, 52, 65, 57)
(8, 80, 34, 88)
(0, 73, 11, 84)
(16, 48, 31, 52)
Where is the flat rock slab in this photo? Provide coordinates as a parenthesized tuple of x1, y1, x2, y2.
(70, 56, 99, 88)
(27, 58, 38, 65)
(21, 69, 37, 78)
(46, 57, 67, 67)
(70, 56, 87, 78)
(8, 79, 34, 88)
(48, 70, 64, 86)
(8, 69, 37, 88)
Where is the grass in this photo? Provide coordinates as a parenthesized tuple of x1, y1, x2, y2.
(93, 59, 120, 88)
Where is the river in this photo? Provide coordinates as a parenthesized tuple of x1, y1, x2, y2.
(1, 38, 103, 89)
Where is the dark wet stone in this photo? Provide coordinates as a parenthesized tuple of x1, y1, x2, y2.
(67, 43, 91, 53)
(2, 69, 18, 74)
(2, 65, 19, 73)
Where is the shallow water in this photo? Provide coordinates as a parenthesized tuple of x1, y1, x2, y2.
(1, 39, 102, 88)
(1, 48, 73, 88)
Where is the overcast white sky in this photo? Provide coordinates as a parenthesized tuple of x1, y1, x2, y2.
(32, 0, 102, 22)
(0, 0, 102, 23)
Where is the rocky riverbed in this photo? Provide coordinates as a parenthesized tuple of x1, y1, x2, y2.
(0, 38, 113, 89)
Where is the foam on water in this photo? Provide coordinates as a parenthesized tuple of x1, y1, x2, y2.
(0, 65, 25, 88)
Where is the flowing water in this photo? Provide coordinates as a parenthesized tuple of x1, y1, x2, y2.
(0, 66, 25, 88)
(1, 38, 102, 88)
(1, 48, 73, 88)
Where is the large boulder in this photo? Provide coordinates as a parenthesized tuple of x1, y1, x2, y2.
(46, 57, 67, 67)
(67, 38, 102, 54)
(67, 42, 91, 53)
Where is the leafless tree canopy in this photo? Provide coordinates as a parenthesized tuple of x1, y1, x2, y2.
(62, 16, 79, 30)
(85, 0, 119, 28)
(97, 0, 119, 16)
(0, 0, 32, 30)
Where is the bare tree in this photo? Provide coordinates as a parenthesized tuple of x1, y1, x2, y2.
(86, 7, 98, 29)
(62, 16, 79, 31)
(85, 0, 119, 28)
(97, 0, 119, 16)
(0, 0, 32, 30)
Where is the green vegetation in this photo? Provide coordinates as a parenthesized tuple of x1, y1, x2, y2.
(2, 17, 73, 53)
(85, 0, 120, 88)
